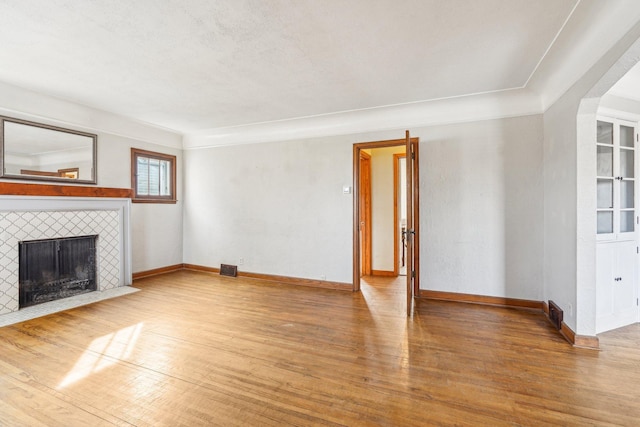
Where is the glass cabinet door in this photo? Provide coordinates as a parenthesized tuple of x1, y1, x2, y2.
(597, 119, 637, 239)
(597, 121, 615, 235)
(620, 124, 635, 233)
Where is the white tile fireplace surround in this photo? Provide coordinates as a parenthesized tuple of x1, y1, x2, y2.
(0, 196, 132, 318)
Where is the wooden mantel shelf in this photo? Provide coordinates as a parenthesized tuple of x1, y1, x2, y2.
(0, 182, 132, 198)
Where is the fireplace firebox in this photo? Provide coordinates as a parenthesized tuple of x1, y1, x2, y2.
(19, 235, 98, 308)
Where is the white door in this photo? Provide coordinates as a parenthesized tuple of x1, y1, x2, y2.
(596, 241, 639, 333)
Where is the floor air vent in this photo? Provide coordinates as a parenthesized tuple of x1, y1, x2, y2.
(548, 300, 563, 330)
(220, 264, 238, 277)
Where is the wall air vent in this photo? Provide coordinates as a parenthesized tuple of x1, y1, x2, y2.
(220, 264, 238, 277)
(548, 300, 563, 331)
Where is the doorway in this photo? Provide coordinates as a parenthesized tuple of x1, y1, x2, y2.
(353, 134, 420, 314)
(359, 146, 406, 277)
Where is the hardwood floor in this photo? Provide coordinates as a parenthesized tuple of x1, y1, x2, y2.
(1, 270, 639, 426)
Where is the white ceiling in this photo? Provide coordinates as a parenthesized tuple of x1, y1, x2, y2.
(1, 0, 640, 145)
(608, 61, 640, 102)
(0, 0, 583, 134)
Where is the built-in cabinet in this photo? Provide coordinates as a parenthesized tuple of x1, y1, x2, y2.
(596, 241, 638, 333)
(596, 117, 640, 334)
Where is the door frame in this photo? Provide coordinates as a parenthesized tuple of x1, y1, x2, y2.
(352, 137, 420, 291)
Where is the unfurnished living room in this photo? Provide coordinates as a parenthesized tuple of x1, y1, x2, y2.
(1, 1, 640, 426)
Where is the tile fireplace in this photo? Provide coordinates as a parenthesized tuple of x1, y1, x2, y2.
(0, 195, 131, 316)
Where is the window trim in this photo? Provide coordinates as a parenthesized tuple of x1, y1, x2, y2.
(131, 148, 177, 204)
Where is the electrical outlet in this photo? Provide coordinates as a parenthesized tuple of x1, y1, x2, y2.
(320, 274, 326, 280)
(239, 257, 244, 265)
(568, 303, 573, 317)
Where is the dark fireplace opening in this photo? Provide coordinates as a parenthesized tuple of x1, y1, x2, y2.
(19, 235, 98, 308)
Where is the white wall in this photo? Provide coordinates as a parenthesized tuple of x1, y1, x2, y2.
(370, 146, 405, 273)
(399, 157, 407, 271)
(543, 89, 579, 330)
(183, 115, 544, 300)
(98, 133, 183, 273)
(421, 116, 544, 299)
(0, 83, 184, 274)
(183, 137, 353, 283)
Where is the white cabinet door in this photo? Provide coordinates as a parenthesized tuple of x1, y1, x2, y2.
(596, 243, 615, 324)
(596, 241, 639, 333)
(614, 241, 638, 322)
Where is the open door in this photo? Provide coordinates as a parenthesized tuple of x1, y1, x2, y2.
(353, 135, 419, 298)
(405, 130, 419, 315)
(359, 151, 372, 276)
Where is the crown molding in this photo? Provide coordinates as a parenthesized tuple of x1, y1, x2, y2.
(183, 88, 542, 149)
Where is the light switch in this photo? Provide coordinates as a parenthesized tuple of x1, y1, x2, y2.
(343, 186, 352, 194)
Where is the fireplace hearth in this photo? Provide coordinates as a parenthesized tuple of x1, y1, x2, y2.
(19, 235, 98, 308)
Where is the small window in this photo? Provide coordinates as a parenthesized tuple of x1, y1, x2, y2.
(131, 148, 176, 203)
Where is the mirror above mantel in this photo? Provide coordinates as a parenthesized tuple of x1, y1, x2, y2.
(0, 116, 97, 184)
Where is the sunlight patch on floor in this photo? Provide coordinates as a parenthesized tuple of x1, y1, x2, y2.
(57, 322, 144, 389)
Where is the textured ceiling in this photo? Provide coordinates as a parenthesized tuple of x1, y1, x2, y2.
(0, 0, 582, 133)
(608, 61, 640, 102)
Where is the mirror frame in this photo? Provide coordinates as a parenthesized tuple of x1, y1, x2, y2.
(0, 116, 97, 185)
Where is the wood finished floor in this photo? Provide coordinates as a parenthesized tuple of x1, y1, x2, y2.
(1, 270, 639, 426)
